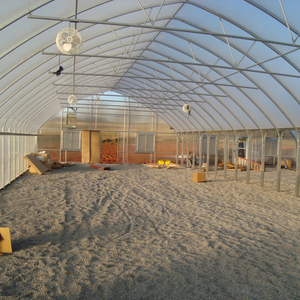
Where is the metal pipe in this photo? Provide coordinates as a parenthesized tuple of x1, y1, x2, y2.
(198, 133, 203, 170)
(29, 14, 300, 47)
(176, 133, 179, 165)
(224, 133, 229, 178)
(260, 131, 268, 187)
(234, 132, 240, 181)
(99, 131, 102, 163)
(186, 135, 189, 168)
(181, 134, 184, 166)
(295, 131, 300, 197)
(246, 132, 253, 184)
(276, 131, 284, 192)
(206, 134, 210, 176)
(214, 134, 219, 176)
(55, 71, 259, 87)
(192, 134, 196, 170)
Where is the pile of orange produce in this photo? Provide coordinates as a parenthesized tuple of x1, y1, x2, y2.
(100, 142, 117, 164)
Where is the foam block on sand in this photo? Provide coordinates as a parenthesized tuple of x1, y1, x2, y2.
(0, 228, 12, 253)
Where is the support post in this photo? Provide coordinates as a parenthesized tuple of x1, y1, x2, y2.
(117, 131, 119, 163)
(295, 131, 300, 197)
(99, 131, 102, 163)
(276, 131, 284, 192)
(186, 135, 190, 168)
(198, 133, 203, 170)
(181, 134, 184, 166)
(2, 135, 5, 188)
(60, 109, 63, 162)
(192, 135, 196, 170)
(234, 133, 240, 181)
(224, 133, 229, 178)
(176, 133, 179, 165)
(206, 134, 210, 176)
(260, 131, 267, 187)
(246, 131, 253, 184)
(214, 134, 219, 176)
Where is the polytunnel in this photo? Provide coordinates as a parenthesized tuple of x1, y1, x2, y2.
(1, 0, 300, 195)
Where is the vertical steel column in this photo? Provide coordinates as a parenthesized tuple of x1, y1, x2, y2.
(214, 134, 219, 176)
(13, 135, 16, 180)
(224, 133, 229, 178)
(206, 134, 210, 176)
(246, 132, 253, 184)
(95, 101, 97, 130)
(1, 135, 5, 188)
(127, 97, 130, 163)
(260, 131, 267, 188)
(60, 109, 63, 162)
(276, 131, 284, 192)
(176, 133, 179, 165)
(8, 136, 11, 183)
(153, 114, 157, 164)
(117, 131, 119, 164)
(186, 135, 190, 168)
(99, 131, 102, 163)
(295, 131, 300, 197)
(234, 133, 240, 181)
(150, 112, 154, 164)
(181, 134, 184, 166)
(192, 135, 196, 170)
(198, 133, 203, 170)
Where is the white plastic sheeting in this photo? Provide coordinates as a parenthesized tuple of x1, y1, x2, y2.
(1, 0, 300, 135)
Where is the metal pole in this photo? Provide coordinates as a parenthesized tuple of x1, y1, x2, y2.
(224, 133, 229, 178)
(1, 135, 5, 188)
(199, 133, 203, 170)
(176, 133, 179, 165)
(117, 131, 119, 164)
(154, 113, 157, 164)
(8, 135, 11, 183)
(276, 131, 284, 192)
(260, 131, 267, 187)
(186, 135, 190, 168)
(214, 134, 219, 176)
(246, 132, 253, 184)
(181, 134, 184, 166)
(192, 135, 196, 170)
(234, 132, 240, 181)
(60, 109, 63, 162)
(206, 134, 210, 176)
(99, 131, 102, 163)
(295, 131, 300, 197)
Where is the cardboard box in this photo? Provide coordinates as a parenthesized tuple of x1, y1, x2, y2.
(193, 172, 206, 182)
(33, 153, 51, 169)
(24, 154, 49, 175)
(281, 159, 292, 169)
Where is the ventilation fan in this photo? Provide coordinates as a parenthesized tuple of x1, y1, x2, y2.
(182, 103, 191, 116)
(67, 94, 78, 106)
(56, 28, 82, 55)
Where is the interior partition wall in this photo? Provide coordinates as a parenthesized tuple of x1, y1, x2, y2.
(1, 134, 37, 190)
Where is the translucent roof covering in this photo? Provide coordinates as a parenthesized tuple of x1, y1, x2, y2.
(1, 0, 300, 133)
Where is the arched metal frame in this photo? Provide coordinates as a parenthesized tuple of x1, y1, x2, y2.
(1, 0, 300, 194)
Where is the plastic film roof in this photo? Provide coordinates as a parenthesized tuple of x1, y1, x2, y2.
(1, 0, 300, 133)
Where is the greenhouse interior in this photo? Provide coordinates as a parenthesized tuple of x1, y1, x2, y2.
(1, 0, 300, 195)
(1, 1, 300, 299)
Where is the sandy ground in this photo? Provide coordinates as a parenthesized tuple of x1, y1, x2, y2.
(0, 163, 300, 300)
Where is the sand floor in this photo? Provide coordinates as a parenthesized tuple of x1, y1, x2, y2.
(0, 164, 300, 299)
